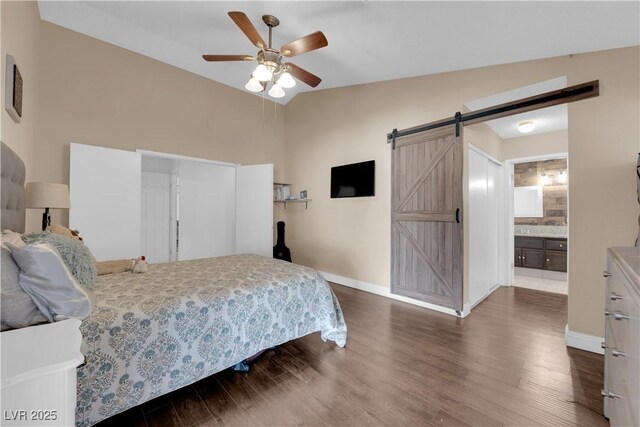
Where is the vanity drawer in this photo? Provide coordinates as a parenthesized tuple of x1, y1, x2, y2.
(545, 238, 567, 251)
(515, 236, 544, 249)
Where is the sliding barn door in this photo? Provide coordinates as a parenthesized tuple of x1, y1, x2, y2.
(391, 124, 463, 311)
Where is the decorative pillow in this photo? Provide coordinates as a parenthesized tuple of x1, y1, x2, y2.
(47, 223, 83, 242)
(1, 246, 49, 330)
(7, 242, 91, 322)
(1, 229, 26, 250)
(22, 231, 97, 289)
(96, 259, 134, 275)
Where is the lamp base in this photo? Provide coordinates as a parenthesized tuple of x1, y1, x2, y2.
(41, 208, 50, 231)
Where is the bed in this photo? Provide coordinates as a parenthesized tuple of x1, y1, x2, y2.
(0, 142, 347, 427)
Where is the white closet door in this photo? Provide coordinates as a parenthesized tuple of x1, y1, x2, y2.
(236, 164, 273, 257)
(69, 143, 141, 261)
(469, 149, 489, 307)
(178, 161, 236, 260)
(141, 172, 171, 264)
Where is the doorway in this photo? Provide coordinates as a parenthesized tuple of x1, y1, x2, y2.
(508, 154, 569, 295)
(389, 77, 595, 315)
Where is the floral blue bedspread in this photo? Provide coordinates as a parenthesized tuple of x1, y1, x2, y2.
(76, 254, 347, 426)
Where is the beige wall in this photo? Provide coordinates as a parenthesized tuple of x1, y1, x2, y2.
(566, 48, 639, 337)
(0, 0, 42, 229)
(286, 47, 640, 337)
(2, 1, 638, 338)
(2, 1, 287, 232)
(502, 129, 568, 160)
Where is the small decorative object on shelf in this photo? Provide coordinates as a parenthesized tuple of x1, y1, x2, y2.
(273, 183, 310, 209)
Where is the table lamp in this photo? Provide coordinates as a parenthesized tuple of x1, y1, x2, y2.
(25, 182, 70, 231)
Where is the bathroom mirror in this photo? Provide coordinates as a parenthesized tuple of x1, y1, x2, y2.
(514, 185, 543, 217)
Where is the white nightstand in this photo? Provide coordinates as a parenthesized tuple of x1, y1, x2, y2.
(1, 319, 84, 427)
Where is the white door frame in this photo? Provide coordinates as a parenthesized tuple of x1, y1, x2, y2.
(504, 152, 568, 286)
(136, 149, 239, 168)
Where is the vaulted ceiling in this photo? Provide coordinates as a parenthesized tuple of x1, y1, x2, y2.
(38, 1, 640, 104)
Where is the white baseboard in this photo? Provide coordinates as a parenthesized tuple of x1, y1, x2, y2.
(565, 325, 604, 355)
(320, 271, 471, 318)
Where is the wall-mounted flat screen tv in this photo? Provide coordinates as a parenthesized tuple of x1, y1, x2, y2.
(331, 160, 375, 198)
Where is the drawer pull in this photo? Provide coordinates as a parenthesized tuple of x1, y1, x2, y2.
(601, 390, 623, 399)
(604, 310, 630, 321)
(610, 292, 624, 301)
(601, 342, 610, 349)
(603, 271, 612, 278)
(611, 349, 628, 357)
(559, 244, 563, 248)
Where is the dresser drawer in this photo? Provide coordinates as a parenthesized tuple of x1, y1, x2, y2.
(603, 248, 640, 426)
(607, 349, 639, 427)
(605, 260, 640, 317)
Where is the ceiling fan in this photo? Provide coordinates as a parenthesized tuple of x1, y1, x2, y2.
(202, 11, 328, 98)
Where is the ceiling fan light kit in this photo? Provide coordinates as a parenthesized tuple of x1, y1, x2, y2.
(277, 72, 296, 88)
(268, 83, 286, 98)
(252, 63, 273, 82)
(245, 77, 264, 93)
(203, 11, 327, 98)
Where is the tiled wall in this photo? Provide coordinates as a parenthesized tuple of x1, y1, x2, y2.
(514, 158, 567, 226)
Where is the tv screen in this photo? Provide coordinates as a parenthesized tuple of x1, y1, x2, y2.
(331, 160, 375, 198)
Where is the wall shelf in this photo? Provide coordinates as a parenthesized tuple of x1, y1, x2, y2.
(273, 183, 310, 209)
(274, 199, 311, 209)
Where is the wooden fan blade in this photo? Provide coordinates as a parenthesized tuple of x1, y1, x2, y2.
(281, 31, 328, 57)
(286, 63, 322, 87)
(228, 11, 266, 48)
(202, 55, 254, 62)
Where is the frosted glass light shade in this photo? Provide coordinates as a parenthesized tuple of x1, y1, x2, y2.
(518, 120, 536, 133)
(245, 78, 263, 93)
(253, 64, 272, 82)
(277, 72, 296, 88)
(268, 84, 285, 98)
(25, 182, 70, 209)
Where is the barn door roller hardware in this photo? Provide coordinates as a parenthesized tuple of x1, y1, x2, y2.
(387, 80, 599, 147)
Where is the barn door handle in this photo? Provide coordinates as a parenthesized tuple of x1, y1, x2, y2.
(455, 208, 461, 223)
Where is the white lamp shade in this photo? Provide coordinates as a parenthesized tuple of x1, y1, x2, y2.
(245, 77, 264, 93)
(277, 72, 296, 88)
(253, 64, 273, 82)
(25, 182, 70, 209)
(268, 83, 285, 99)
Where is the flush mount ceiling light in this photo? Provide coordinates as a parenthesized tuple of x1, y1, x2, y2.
(202, 12, 326, 99)
(518, 120, 536, 133)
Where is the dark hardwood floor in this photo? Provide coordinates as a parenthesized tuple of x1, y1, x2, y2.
(96, 284, 608, 427)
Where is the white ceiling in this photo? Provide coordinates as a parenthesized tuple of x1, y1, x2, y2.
(465, 77, 568, 139)
(38, 1, 640, 104)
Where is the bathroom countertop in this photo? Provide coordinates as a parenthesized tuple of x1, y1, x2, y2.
(514, 225, 567, 239)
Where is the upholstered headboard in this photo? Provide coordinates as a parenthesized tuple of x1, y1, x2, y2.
(1, 142, 26, 233)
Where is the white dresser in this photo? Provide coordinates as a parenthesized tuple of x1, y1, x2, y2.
(1, 319, 84, 427)
(603, 247, 640, 427)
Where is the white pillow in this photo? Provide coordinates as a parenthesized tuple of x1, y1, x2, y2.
(6, 242, 91, 322)
(1, 230, 26, 250)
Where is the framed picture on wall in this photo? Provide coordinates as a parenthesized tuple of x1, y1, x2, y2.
(4, 54, 23, 123)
